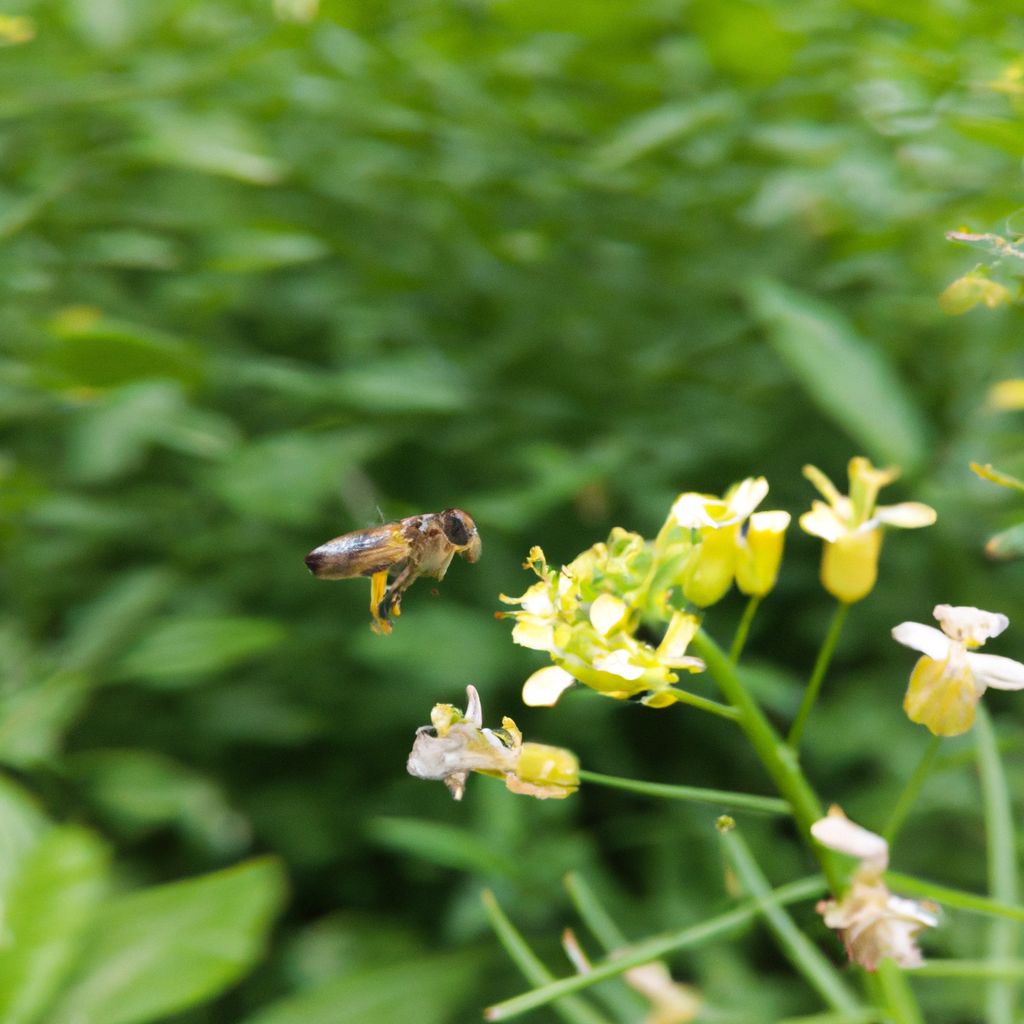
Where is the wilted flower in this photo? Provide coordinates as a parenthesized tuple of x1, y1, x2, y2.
(892, 605, 1024, 736)
(800, 457, 936, 603)
(406, 685, 578, 800)
(811, 806, 938, 971)
(500, 535, 705, 708)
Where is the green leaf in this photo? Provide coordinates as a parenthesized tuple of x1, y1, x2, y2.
(747, 279, 929, 471)
(241, 953, 480, 1024)
(48, 857, 288, 1024)
(0, 773, 49, 894)
(366, 817, 519, 877)
(0, 671, 91, 769)
(59, 568, 175, 676)
(68, 749, 249, 853)
(0, 826, 110, 1024)
(114, 616, 288, 687)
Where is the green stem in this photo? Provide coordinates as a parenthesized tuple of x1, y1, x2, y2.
(481, 889, 614, 1024)
(661, 687, 740, 721)
(913, 960, 1024, 980)
(720, 829, 862, 1015)
(870, 960, 924, 1024)
(882, 734, 942, 845)
(787, 602, 849, 749)
(883, 872, 1024, 922)
(730, 594, 761, 663)
(484, 876, 827, 1021)
(690, 630, 840, 888)
(975, 705, 1019, 1024)
(578, 769, 790, 815)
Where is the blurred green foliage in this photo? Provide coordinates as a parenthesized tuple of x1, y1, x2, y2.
(1, 0, 1024, 1021)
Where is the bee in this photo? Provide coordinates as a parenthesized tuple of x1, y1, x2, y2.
(304, 508, 481, 634)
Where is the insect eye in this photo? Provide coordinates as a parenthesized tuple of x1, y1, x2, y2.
(441, 510, 471, 546)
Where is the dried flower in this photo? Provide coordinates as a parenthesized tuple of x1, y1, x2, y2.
(406, 685, 578, 800)
(811, 806, 938, 971)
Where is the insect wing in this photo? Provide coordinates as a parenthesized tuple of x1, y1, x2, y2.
(305, 524, 410, 580)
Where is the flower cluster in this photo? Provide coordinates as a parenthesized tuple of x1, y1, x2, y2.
(406, 685, 578, 800)
(499, 478, 790, 707)
(811, 807, 939, 971)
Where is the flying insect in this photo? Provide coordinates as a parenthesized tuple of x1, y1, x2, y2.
(305, 508, 482, 634)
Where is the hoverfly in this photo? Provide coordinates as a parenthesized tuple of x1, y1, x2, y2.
(305, 508, 481, 634)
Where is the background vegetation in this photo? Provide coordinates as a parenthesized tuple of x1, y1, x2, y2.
(1, 0, 1023, 1021)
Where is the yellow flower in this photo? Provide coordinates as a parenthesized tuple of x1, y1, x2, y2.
(939, 271, 1013, 315)
(500, 539, 705, 708)
(669, 477, 773, 606)
(406, 685, 578, 800)
(735, 510, 791, 597)
(892, 605, 1024, 736)
(800, 457, 936, 603)
(811, 806, 939, 971)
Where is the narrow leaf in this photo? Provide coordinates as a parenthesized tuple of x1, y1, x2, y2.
(747, 279, 928, 471)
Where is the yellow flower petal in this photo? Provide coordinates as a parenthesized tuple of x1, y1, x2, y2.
(589, 593, 628, 636)
(522, 665, 576, 706)
(903, 654, 980, 736)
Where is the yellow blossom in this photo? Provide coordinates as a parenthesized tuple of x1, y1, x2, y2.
(406, 685, 578, 800)
(500, 537, 705, 708)
(892, 605, 1024, 736)
(939, 271, 1013, 315)
(811, 806, 939, 971)
(735, 510, 791, 597)
(800, 457, 936, 603)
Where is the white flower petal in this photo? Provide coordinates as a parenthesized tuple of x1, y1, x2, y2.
(749, 509, 791, 534)
(670, 492, 719, 529)
(592, 649, 645, 680)
(589, 593, 628, 636)
(799, 503, 845, 542)
(511, 618, 556, 651)
(522, 666, 575, 706)
(811, 806, 889, 871)
(933, 605, 1008, 645)
(725, 476, 769, 521)
(891, 622, 951, 660)
(875, 501, 938, 529)
(464, 685, 483, 727)
(967, 652, 1024, 691)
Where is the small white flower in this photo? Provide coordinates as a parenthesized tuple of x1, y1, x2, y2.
(892, 605, 1024, 736)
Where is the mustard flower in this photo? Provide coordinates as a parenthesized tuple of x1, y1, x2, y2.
(800, 457, 936, 603)
(500, 536, 705, 708)
(811, 806, 939, 971)
(668, 477, 787, 606)
(406, 685, 578, 800)
(892, 605, 1024, 736)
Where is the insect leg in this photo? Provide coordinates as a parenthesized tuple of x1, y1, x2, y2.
(369, 571, 392, 635)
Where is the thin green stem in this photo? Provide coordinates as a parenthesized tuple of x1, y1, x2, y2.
(661, 687, 740, 721)
(481, 889, 614, 1024)
(787, 602, 849, 749)
(883, 872, 1024, 922)
(578, 769, 790, 816)
(720, 829, 862, 1015)
(870, 960, 924, 1024)
(976, 705, 1019, 1024)
(913, 960, 1024, 980)
(882, 734, 942, 844)
(485, 876, 827, 1021)
(730, 595, 761, 663)
(690, 630, 841, 889)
